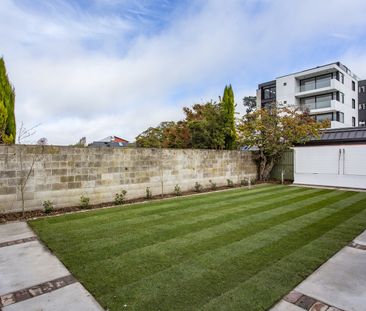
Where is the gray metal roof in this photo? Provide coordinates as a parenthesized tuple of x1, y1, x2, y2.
(302, 127, 366, 146)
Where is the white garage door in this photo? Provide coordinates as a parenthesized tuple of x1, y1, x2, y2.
(294, 145, 366, 189)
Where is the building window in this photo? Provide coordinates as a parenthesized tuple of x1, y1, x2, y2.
(337, 112, 344, 123)
(359, 121, 366, 127)
(336, 91, 345, 103)
(352, 117, 356, 127)
(283, 82, 287, 86)
(300, 93, 333, 110)
(352, 81, 356, 91)
(262, 86, 276, 100)
(352, 99, 356, 109)
(315, 113, 333, 122)
(337, 71, 344, 83)
(360, 103, 366, 110)
(300, 74, 331, 92)
(359, 86, 365, 93)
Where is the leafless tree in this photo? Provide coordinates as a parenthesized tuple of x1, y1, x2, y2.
(17, 122, 44, 216)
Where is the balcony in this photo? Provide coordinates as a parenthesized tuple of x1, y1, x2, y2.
(300, 100, 342, 114)
(295, 79, 342, 98)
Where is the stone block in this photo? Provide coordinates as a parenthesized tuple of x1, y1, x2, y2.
(68, 182, 82, 189)
(52, 183, 68, 191)
(60, 176, 75, 183)
(52, 169, 67, 176)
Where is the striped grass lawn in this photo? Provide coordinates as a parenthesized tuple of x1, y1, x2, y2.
(29, 184, 366, 311)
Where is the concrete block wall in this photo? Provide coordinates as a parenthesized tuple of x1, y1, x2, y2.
(0, 145, 257, 213)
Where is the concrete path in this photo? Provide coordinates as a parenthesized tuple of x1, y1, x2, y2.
(0, 222, 103, 311)
(271, 230, 366, 311)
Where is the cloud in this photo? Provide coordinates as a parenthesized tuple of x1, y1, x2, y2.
(1, 0, 366, 144)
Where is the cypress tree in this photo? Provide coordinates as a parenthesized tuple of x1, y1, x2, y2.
(0, 57, 16, 144)
(221, 84, 237, 149)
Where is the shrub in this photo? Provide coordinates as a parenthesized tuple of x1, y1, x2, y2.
(227, 179, 234, 187)
(209, 180, 217, 191)
(80, 194, 90, 209)
(42, 200, 54, 214)
(241, 178, 256, 186)
(174, 184, 181, 196)
(114, 189, 127, 205)
(146, 187, 152, 199)
(194, 182, 203, 193)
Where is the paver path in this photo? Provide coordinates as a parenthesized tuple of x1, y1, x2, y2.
(271, 230, 366, 311)
(0, 222, 103, 311)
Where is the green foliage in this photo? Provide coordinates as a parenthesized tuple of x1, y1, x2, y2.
(80, 195, 90, 209)
(227, 179, 234, 187)
(114, 189, 127, 205)
(194, 182, 203, 193)
(135, 85, 238, 150)
(243, 96, 257, 114)
(184, 102, 226, 149)
(209, 180, 217, 190)
(146, 187, 152, 199)
(0, 58, 15, 144)
(241, 178, 256, 186)
(238, 102, 327, 180)
(221, 85, 237, 150)
(174, 184, 181, 196)
(42, 200, 54, 214)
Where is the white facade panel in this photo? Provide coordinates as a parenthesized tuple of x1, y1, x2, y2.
(271, 63, 359, 128)
(294, 145, 366, 189)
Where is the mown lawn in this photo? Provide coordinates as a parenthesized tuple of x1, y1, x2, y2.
(29, 184, 366, 311)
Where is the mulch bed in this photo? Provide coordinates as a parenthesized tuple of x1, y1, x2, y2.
(0, 180, 288, 223)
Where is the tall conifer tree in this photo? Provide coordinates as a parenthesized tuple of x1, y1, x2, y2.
(221, 84, 237, 149)
(0, 57, 16, 143)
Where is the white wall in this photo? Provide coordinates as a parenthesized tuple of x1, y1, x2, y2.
(276, 76, 297, 106)
(294, 145, 366, 189)
(274, 63, 358, 128)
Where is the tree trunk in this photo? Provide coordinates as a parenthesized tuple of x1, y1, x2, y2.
(259, 156, 275, 181)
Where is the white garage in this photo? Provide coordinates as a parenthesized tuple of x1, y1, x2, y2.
(294, 127, 366, 190)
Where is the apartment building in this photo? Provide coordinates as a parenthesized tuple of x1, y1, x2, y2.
(359, 79, 366, 126)
(257, 62, 359, 128)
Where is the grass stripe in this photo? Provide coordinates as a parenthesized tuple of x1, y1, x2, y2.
(40, 185, 284, 230)
(35, 186, 304, 243)
(29, 185, 366, 311)
(103, 193, 365, 310)
(63, 188, 329, 259)
(63, 191, 356, 302)
(200, 195, 366, 310)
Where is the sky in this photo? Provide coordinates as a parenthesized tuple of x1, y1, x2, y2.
(2, 0, 366, 145)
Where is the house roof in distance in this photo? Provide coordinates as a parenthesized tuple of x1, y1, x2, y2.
(98, 135, 129, 143)
(299, 127, 366, 146)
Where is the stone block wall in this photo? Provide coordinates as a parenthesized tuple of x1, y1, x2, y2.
(0, 145, 257, 213)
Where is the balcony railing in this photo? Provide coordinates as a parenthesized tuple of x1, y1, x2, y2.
(299, 79, 331, 92)
(301, 100, 332, 110)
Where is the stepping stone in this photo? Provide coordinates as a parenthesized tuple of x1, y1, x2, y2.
(0, 241, 69, 295)
(0, 222, 35, 244)
(2, 283, 103, 311)
(295, 246, 366, 311)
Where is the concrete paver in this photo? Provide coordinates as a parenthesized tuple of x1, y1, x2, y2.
(0, 241, 70, 295)
(354, 230, 366, 246)
(271, 229, 366, 311)
(0, 222, 34, 244)
(3, 283, 103, 311)
(270, 300, 304, 311)
(295, 246, 366, 311)
(0, 222, 103, 310)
